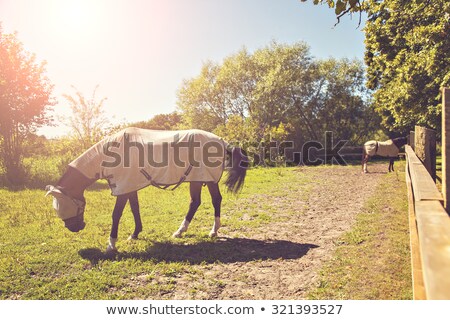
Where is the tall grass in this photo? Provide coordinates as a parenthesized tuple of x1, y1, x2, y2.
(0, 156, 62, 189)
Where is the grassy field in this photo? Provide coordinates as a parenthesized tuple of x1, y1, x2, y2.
(0, 167, 309, 299)
(0, 165, 411, 299)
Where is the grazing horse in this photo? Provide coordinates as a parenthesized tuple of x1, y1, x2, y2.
(362, 137, 407, 173)
(46, 127, 248, 252)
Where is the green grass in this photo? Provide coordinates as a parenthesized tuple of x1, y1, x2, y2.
(0, 167, 310, 299)
(436, 155, 442, 191)
(0, 165, 411, 300)
(307, 164, 412, 300)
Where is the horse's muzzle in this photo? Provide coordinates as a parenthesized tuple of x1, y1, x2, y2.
(64, 214, 86, 232)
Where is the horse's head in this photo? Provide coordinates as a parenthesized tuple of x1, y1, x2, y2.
(46, 185, 86, 232)
(393, 136, 408, 149)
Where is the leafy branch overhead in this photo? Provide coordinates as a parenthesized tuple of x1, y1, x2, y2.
(302, 0, 450, 133)
(300, 0, 363, 24)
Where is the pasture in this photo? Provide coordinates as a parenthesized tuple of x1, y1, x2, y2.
(0, 162, 411, 299)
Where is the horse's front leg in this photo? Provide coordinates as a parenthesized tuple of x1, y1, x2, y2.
(127, 191, 142, 240)
(173, 182, 202, 238)
(107, 194, 128, 253)
(207, 182, 222, 237)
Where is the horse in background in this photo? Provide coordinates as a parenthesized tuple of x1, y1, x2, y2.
(362, 137, 408, 173)
(46, 128, 249, 253)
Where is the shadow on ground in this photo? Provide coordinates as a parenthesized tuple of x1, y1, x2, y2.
(79, 237, 318, 265)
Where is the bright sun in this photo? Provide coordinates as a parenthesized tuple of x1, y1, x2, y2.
(62, 1, 88, 27)
(51, 0, 104, 36)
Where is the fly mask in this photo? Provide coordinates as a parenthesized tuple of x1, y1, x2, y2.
(45, 185, 86, 232)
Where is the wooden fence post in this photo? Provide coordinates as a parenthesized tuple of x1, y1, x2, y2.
(442, 87, 450, 212)
(414, 126, 437, 181)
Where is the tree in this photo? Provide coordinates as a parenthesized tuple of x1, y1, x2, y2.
(0, 27, 54, 184)
(301, 0, 450, 134)
(62, 85, 109, 150)
(177, 42, 318, 142)
(177, 55, 252, 131)
(177, 41, 376, 157)
(129, 112, 182, 130)
(364, 0, 450, 134)
(250, 41, 316, 141)
(313, 58, 378, 143)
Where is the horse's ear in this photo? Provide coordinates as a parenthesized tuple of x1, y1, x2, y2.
(45, 185, 63, 198)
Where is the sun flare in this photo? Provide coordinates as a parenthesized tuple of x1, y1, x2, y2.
(50, 0, 105, 36)
(61, 1, 89, 27)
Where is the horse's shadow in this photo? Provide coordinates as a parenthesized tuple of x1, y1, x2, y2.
(364, 171, 388, 175)
(79, 237, 318, 265)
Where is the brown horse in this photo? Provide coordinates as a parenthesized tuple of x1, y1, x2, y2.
(46, 128, 248, 252)
(362, 136, 407, 173)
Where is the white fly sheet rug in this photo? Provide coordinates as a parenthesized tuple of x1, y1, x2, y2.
(363, 139, 399, 158)
(69, 127, 228, 196)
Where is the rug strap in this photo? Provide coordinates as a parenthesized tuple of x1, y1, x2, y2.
(140, 164, 193, 191)
(167, 164, 193, 191)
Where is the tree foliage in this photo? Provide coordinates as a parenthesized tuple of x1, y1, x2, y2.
(364, 0, 450, 133)
(302, 0, 450, 134)
(0, 27, 54, 184)
(300, 0, 364, 24)
(177, 42, 377, 157)
(62, 85, 109, 150)
(129, 111, 182, 130)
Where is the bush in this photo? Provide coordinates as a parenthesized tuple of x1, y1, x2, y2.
(0, 136, 84, 189)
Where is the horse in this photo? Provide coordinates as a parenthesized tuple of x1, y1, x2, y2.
(46, 127, 249, 252)
(362, 136, 407, 173)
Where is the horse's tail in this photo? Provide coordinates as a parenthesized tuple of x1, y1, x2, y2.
(225, 147, 249, 194)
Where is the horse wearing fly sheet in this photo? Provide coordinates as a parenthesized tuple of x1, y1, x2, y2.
(46, 127, 249, 253)
(362, 137, 407, 173)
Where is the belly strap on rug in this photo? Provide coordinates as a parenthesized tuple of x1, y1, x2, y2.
(140, 164, 193, 191)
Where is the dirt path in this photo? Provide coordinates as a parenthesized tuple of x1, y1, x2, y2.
(165, 163, 387, 299)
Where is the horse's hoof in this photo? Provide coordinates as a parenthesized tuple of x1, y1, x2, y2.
(172, 231, 183, 238)
(209, 231, 218, 238)
(106, 245, 118, 254)
(127, 234, 138, 241)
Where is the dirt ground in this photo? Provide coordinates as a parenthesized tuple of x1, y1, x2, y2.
(163, 163, 388, 299)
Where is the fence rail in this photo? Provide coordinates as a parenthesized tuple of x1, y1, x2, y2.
(405, 145, 450, 299)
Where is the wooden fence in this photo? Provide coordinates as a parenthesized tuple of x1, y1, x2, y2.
(405, 87, 450, 299)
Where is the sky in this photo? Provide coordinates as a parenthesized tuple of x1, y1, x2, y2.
(0, 0, 366, 138)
